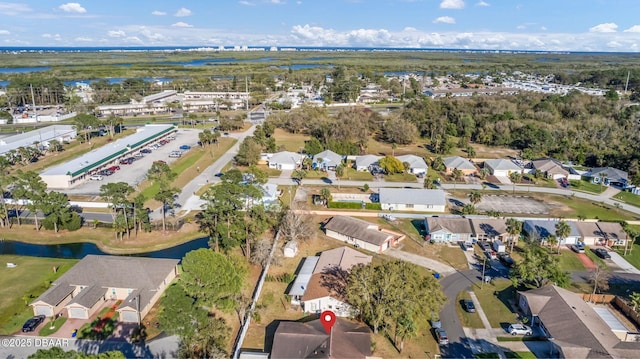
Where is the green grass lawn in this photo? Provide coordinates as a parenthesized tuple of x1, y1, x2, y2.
(551, 195, 635, 221)
(584, 247, 609, 269)
(614, 243, 640, 270)
(555, 251, 587, 271)
(613, 191, 640, 208)
(0, 255, 78, 334)
(385, 172, 417, 182)
(456, 291, 484, 328)
(38, 316, 67, 336)
(473, 279, 518, 328)
(339, 167, 374, 181)
(569, 180, 606, 194)
(273, 128, 310, 152)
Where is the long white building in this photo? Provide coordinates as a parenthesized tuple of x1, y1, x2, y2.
(0, 125, 77, 157)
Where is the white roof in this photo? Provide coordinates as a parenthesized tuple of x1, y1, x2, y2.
(269, 151, 304, 166)
(484, 158, 522, 171)
(288, 256, 319, 296)
(313, 150, 343, 165)
(355, 154, 381, 168)
(41, 124, 175, 178)
(396, 154, 427, 169)
(379, 188, 446, 206)
(0, 125, 76, 156)
(444, 156, 476, 170)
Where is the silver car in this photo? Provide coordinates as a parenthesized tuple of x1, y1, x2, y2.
(508, 323, 532, 336)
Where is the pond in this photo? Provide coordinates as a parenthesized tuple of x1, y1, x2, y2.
(0, 236, 209, 259)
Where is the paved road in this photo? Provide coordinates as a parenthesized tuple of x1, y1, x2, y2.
(385, 248, 456, 275)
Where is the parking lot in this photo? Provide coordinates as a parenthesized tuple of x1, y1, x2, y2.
(476, 194, 550, 214)
(61, 128, 202, 196)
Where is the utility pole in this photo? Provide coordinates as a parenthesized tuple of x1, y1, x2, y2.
(245, 76, 249, 111)
(625, 71, 630, 94)
(30, 84, 38, 122)
(481, 258, 487, 288)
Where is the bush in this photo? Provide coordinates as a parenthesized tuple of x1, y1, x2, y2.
(365, 203, 382, 210)
(64, 213, 83, 231)
(328, 201, 363, 209)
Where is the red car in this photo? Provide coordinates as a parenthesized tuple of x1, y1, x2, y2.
(108, 165, 121, 172)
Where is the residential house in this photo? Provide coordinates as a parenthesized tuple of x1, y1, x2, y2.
(443, 156, 477, 175)
(518, 285, 640, 359)
(396, 154, 428, 175)
(378, 188, 446, 212)
(595, 222, 629, 247)
(353, 154, 381, 172)
(30, 255, 178, 322)
(530, 158, 569, 180)
(293, 247, 373, 317)
(586, 167, 629, 187)
(523, 220, 581, 245)
(424, 217, 473, 243)
(271, 318, 371, 359)
(313, 150, 344, 170)
(268, 151, 305, 170)
(259, 183, 280, 207)
(470, 218, 509, 242)
(483, 158, 522, 177)
(574, 222, 604, 246)
(324, 216, 404, 253)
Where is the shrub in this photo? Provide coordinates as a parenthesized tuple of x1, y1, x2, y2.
(328, 201, 362, 209)
(365, 203, 382, 210)
(64, 213, 83, 231)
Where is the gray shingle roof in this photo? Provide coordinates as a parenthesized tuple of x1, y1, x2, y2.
(33, 283, 74, 306)
(426, 217, 473, 234)
(324, 216, 392, 246)
(444, 156, 476, 171)
(269, 151, 305, 166)
(354, 155, 381, 168)
(470, 218, 508, 237)
(588, 167, 628, 182)
(396, 154, 427, 169)
(484, 158, 522, 171)
(313, 150, 343, 166)
(67, 284, 106, 308)
(379, 188, 446, 206)
(531, 158, 568, 176)
(313, 247, 372, 274)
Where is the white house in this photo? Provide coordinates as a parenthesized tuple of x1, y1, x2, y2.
(396, 154, 428, 175)
(287, 247, 372, 317)
(313, 150, 344, 170)
(443, 156, 477, 175)
(324, 216, 404, 253)
(424, 217, 473, 243)
(484, 158, 522, 177)
(354, 155, 382, 172)
(378, 188, 446, 212)
(268, 151, 305, 170)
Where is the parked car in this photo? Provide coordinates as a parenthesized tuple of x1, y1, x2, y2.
(485, 250, 497, 260)
(223, 132, 229, 136)
(159, 139, 169, 145)
(498, 253, 515, 267)
(90, 174, 103, 181)
(108, 165, 120, 172)
(507, 324, 532, 336)
(435, 328, 449, 345)
(98, 169, 113, 176)
(478, 241, 492, 251)
(594, 248, 611, 259)
(134, 152, 144, 158)
(141, 148, 152, 154)
(462, 299, 476, 313)
(571, 244, 586, 253)
(22, 315, 45, 332)
(169, 151, 182, 158)
(120, 157, 135, 165)
(214, 172, 224, 177)
(179, 144, 191, 150)
(462, 242, 474, 251)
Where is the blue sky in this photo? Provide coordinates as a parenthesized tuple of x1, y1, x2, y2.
(0, 1, 639, 51)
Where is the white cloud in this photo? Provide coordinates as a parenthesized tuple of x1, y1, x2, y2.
(172, 22, 193, 28)
(59, 3, 86, 13)
(270, 0, 285, 3)
(589, 23, 617, 33)
(151, 10, 166, 16)
(540, 26, 547, 31)
(440, 0, 465, 9)
(433, 16, 456, 24)
(0, 2, 31, 15)
(239, 1, 256, 5)
(623, 25, 640, 33)
(476, 1, 489, 6)
(174, 7, 192, 17)
(296, 1, 302, 4)
(108, 30, 126, 38)
(607, 41, 621, 48)
(74, 36, 92, 42)
(516, 25, 525, 30)
(42, 33, 62, 41)
(0, 30, 9, 35)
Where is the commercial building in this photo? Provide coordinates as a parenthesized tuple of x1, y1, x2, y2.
(40, 124, 176, 189)
(0, 125, 77, 157)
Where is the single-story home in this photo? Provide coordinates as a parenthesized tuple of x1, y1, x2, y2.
(443, 156, 477, 175)
(313, 150, 344, 170)
(259, 183, 280, 207)
(268, 151, 305, 170)
(424, 217, 473, 243)
(586, 167, 629, 187)
(396, 154, 428, 175)
(271, 318, 371, 359)
(523, 220, 581, 245)
(324, 216, 404, 253)
(470, 218, 509, 242)
(484, 158, 522, 177)
(288, 247, 372, 317)
(530, 158, 569, 179)
(595, 222, 629, 247)
(518, 285, 640, 359)
(354, 155, 382, 172)
(379, 188, 446, 212)
(574, 221, 604, 246)
(30, 255, 178, 322)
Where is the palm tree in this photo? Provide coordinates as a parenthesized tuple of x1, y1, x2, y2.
(452, 168, 462, 190)
(555, 220, 571, 254)
(510, 171, 522, 194)
(506, 218, 523, 252)
(468, 190, 482, 206)
(546, 235, 558, 251)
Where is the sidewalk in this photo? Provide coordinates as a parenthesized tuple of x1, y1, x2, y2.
(609, 252, 640, 275)
(384, 248, 456, 275)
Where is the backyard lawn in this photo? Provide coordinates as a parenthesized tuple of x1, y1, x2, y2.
(613, 191, 640, 208)
(473, 279, 519, 328)
(273, 128, 310, 152)
(339, 167, 374, 181)
(555, 250, 587, 271)
(0, 255, 78, 334)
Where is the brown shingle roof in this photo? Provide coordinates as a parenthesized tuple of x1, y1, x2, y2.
(470, 218, 508, 238)
(574, 221, 603, 238)
(324, 216, 392, 246)
(271, 318, 371, 359)
(596, 222, 628, 241)
(313, 247, 372, 274)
